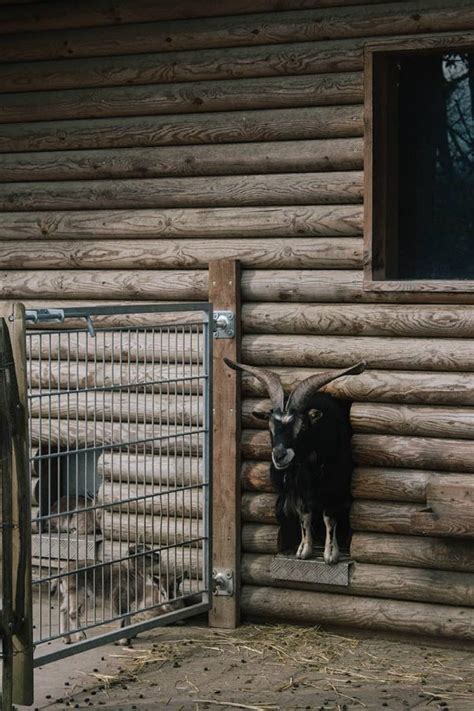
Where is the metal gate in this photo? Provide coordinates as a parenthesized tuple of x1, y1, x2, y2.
(24, 304, 212, 666)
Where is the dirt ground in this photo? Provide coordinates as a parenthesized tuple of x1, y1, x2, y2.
(30, 618, 474, 711)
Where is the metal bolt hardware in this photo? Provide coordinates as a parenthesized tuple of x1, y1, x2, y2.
(212, 310, 235, 339)
(212, 569, 234, 596)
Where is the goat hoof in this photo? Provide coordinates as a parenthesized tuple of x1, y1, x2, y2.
(115, 638, 131, 647)
(62, 636, 72, 645)
(74, 631, 86, 642)
(324, 549, 340, 565)
(300, 546, 312, 560)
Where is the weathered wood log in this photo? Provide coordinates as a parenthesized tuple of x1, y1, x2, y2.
(351, 468, 474, 503)
(0, 41, 365, 95)
(0, 172, 363, 210)
(29, 391, 203, 426)
(0, 138, 363, 181)
(0, 74, 363, 124)
(241, 554, 474, 607)
(352, 434, 474, 472)
(0, 238, 363, 270)
(101, 539, 202, 578)
(242, 430, 270, 460)
(242, 334, 474, 372)
(241, 492, 277, 524)
(30, 419, 203, 455)
(241, 585, 474, 640)
(0, 0, 406, 35)
(241, 367, 474, 406)
(241, 269, 474, 303)
(0, 270, 207, 300)
(351, 403, 474, 440)
(28, 361, 203, 393)
(97, 482, 203, 517)
(241, 523, 280, 554)
(97, 452, 203, 487)
(241, 461, 272, 492)
(0, 205, 363, 241)
(242, 302, 474, 337)
(351, 532, 474, 572)
(351, 500, 474, 538)
(1, 2, 472, 62)
(101, 511, 203, 546)
(0, 106, 363, 153)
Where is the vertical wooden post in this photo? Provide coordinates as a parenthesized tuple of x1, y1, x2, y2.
(209, 260, 241, 628)
(0, 303, 34, 706)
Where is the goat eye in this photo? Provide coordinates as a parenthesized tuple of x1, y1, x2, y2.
(308, 409, 323, 421)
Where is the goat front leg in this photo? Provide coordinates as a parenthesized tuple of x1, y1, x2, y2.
(296, 511, 313, 560)
(323, 513, 339, 564)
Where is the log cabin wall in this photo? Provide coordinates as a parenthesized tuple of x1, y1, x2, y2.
(1, 0, 474, 641)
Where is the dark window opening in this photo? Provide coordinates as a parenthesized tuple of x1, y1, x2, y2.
(368, 44, 474, 285)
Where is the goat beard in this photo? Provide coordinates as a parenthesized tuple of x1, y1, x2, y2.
(271, 448, 295, 469)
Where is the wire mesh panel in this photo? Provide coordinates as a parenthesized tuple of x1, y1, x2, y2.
(25, 304, 212, 665)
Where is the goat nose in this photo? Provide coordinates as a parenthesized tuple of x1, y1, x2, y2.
(273, 445, 287, 461)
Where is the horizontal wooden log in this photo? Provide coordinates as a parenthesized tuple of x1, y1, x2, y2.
(97, 482, 203, 517)
(351, 532, 474, 572)
(241, 269, 474, 303)
(241, 585, 474, 640)
(0, 106, 363, 153)
(28, 361, 203, 393)
(0, 270, 207, 300)
(30, 419, 203, 455)
(1, 2, 472, 62)
(0, 41, 365, 94)
(242, 334, 474, 372)
(97, 452, 203, 487)
(0, 205, 363, 240)
(351, 403, 474, 440)
(241, 461, 272, 492)
(411, 510, 474, 539)
(241, 492, 277, 524)
(29, 392, 203, 426)
(101, 511, 203, 546)
(352, 434, 474, 472)
(0, 74, 363, 124)
(0, 138, 363, 182)
(0, 0, 403, 35)
(242, 302, 474, 337)
(351, 500, 474, 538)
(242, 554, 474, 607)
(0, 238, 363, 270)
(0, 173, 363, 211)
(100, 539, 202, 579)
(351, 468, 474, 503)
(241, 367, 474, 406)
(241, 523, 280, 553)
(242, 430, 270, 461)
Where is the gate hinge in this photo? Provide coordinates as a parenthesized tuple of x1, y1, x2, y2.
(213, 311, 235, 339)
(212, 569, 234, 596)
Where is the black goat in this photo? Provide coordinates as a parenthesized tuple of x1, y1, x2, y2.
(224, 359, 365, 563)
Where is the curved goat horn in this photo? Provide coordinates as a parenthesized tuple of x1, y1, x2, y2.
(286, 361, 366, 412)
(223, 358, 284, 411)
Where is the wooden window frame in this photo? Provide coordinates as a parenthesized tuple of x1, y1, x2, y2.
(364, 34, 474, 293)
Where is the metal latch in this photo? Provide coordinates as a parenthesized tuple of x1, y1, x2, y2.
(213, 310, 235, 339)
(24, 308, 65, 324)
(212, 569, 234, 596)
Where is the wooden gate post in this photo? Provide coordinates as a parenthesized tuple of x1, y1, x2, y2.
(209, 260, 241, 628)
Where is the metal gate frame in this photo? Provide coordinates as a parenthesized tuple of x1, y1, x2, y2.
(24, 302, 213, 667)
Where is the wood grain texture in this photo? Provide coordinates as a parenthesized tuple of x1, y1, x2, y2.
(241, 492, 278, 524)
(352, 434, 474, 472)
(209, 259, 241, 628)
(351, 532, 474, 572)
(0, 173, 363, 211)
(97, 482, 203, 517)
(0, 106, 363, 153)
(241, 523, 280, 553)
(0, 238, 363, 270)
(101, 512, 203, 546)
(0, 138, 363, 181)
(351, 468, 474, 504)
(241, 554, 474, 607)
(0, 73, 363, 123)
(241, 461, 273, 493)
(0, 205, 363, 240)
(241, 585, 474, 640)
(242, 334, 474, 372)
(1, 3, 472, 62)
(242, 302, 474, 337)
(97, 452, 203, 487)
(0, 270, 207, 300)
(351, 403, 474, 439)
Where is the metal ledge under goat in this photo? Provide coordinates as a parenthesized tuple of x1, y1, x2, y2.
(225, 359, 366, 563)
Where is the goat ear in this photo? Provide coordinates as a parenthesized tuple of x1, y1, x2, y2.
(308, 408, 323, 422)
(252, 409, 272, 421)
